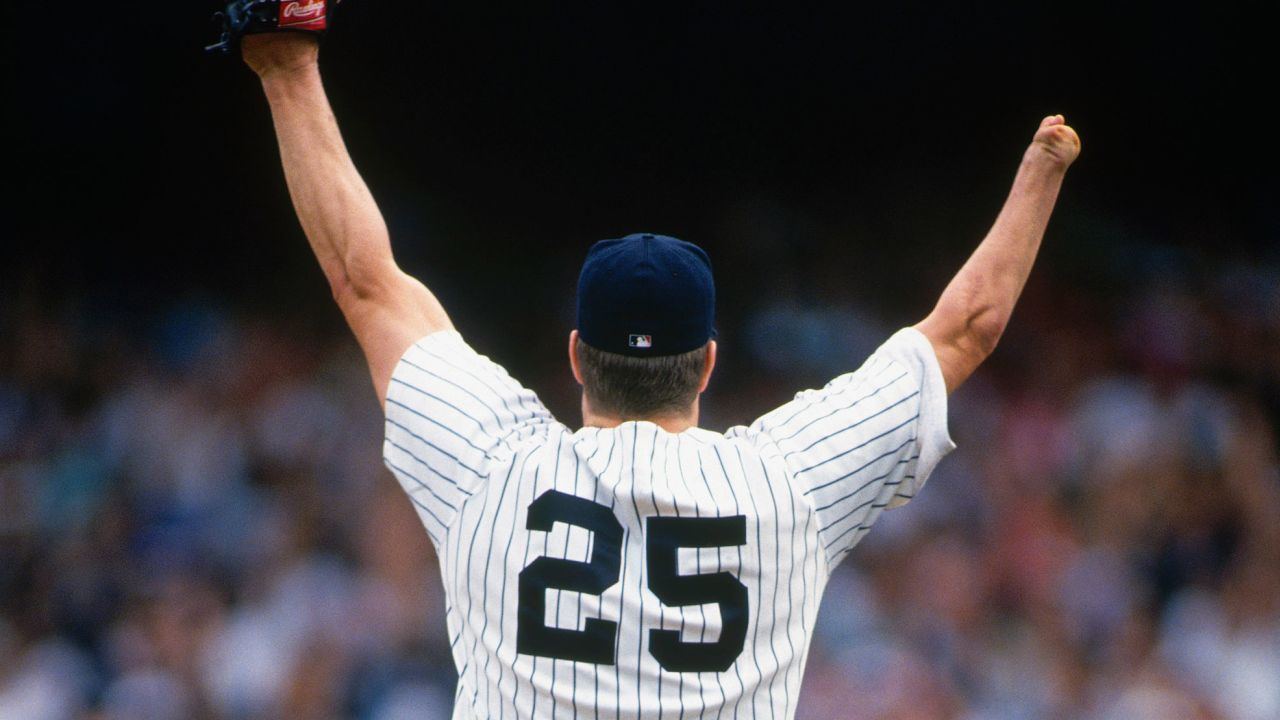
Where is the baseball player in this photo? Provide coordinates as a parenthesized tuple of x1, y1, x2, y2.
(233, 8, 1079, 718)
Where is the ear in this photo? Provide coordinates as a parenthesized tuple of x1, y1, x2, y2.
(697, 340, 717, 393)
(568, 329, 585, 385)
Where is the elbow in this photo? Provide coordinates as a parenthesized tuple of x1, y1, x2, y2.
(330, 253, 396, 306)
(917, 302, 1008, 393)
(931, 276, 1010, 361)
(327, 270, 381, 314)
(327, 270, 359, 306)
(965, 306, 1008, 359)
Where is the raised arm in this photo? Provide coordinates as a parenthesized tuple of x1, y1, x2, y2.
(915, 115, 1081, 393)
(243, 34, 452, 407)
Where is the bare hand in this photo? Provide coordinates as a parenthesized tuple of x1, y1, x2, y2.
(1025, 115, 1081, 169)
(242, 32, 320, 79)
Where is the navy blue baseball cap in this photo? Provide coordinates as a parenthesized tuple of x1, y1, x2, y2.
(576, 233, 716, 357)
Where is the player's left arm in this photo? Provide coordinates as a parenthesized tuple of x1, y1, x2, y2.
(915, 115, 1081, 393)
(244, 33, 451, 408)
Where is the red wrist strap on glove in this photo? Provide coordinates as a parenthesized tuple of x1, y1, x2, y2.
(205, 0, 335, 54)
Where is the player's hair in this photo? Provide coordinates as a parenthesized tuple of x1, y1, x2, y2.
(576, 338, 710, 419)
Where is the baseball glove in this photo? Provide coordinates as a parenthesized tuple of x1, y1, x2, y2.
(205, 0, 335, 54)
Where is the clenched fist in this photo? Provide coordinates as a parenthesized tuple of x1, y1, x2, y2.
(1026, 115, 1081, 170)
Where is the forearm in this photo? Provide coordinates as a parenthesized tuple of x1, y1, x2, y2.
(260, 64, 394, 300)
(241, 36, 450, 407)
(916, 116, 1080, 392)
(932, 153, 1066, 346)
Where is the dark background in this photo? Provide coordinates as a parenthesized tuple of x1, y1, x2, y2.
(6, 3, 1273, 393)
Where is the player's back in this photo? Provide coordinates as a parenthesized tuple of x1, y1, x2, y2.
(382, 327, 951, 720)
(440, 420, 822, 720)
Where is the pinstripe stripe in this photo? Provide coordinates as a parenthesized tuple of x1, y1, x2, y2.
(494, 445, 545, 719)
(795, 414, 920, 478)
(385, 413, 487, 480)
(381, 459, 446, 537)
(769, 452, 799, 718)
(391, 375, 493, 431)
(644, 425, 662, 720)
(458, 450, 506, 713)
(759, 356, 895, 432)
(696, 459, 729, 720)
(672, 434, 699, 720)
(387, 396, 497, 458)
(421, 347, 524, 426)
(704, 446, 744, 720)
(569, 442, 584, 719)
(473, 449, 527, 713)
(813, 453, 917, 515)
(384, 441, 460, 510)
(769, 369, 908, 444)
(397, 357, 506, 426)
(751, 449, 786, 716)
(385, 425, 472, 490)
(780, 390, 918, 457)
(821, 497, 892, 552)
(628, 424, 645, 718)
(539, 433, 564, 718)
(733, 444, 773, 714)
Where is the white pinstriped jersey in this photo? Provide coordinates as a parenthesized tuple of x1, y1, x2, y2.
(382, 327, 954, 720)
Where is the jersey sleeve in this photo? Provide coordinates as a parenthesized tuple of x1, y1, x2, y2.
(382, 330, 555, 545)
(745, 327, 954, 565)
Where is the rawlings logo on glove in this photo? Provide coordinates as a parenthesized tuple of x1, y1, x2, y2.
(279, 0, 326, 28)
(206, 0, 336, 54)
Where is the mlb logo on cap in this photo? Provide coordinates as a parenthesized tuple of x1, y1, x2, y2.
(577, 233, 716, 357)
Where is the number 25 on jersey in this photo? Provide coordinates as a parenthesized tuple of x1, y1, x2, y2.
(516, 490, 749, 672)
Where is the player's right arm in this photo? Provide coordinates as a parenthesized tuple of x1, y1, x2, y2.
(915, 115, 1081, 393)
(243, 33, 451, 408)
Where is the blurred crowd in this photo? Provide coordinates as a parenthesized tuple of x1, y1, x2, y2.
(2, 250, 1278, 720)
